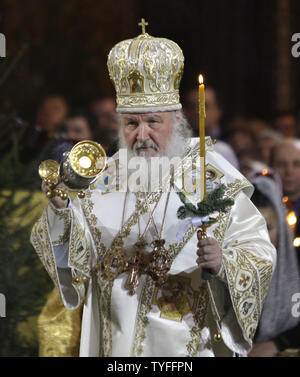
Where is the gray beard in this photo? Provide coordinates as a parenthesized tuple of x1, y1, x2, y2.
(117, 115, 192, 192)
(118, 117, 191, 160)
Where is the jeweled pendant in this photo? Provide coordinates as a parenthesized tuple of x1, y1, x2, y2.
(147, 239, 172, 285)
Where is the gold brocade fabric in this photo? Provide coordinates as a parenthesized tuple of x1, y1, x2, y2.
(37, 288, 82, 357)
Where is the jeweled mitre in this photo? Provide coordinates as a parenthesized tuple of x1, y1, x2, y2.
(107, 31, 184, 113)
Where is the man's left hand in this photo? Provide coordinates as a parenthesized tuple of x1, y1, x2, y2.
(196, 234, 222, 275)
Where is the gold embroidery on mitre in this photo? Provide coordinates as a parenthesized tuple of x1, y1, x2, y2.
(107, 27, 184, 113)
(174, 63, 184, 90)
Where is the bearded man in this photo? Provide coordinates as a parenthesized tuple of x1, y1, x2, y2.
(31, 23, 276, 357)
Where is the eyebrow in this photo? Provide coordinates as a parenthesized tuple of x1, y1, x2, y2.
(123, 114, 163, 123)
(142, 114, 163, 122)
(123, 116, 139, 123)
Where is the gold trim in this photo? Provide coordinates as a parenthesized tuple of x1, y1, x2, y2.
(97, 276, 113, 357)
(49, 204, 71, 245)
(131, 276, 156, 356)
(223, 248, 273, 342)
(186, 284, 210, 356)
(117, 92, 180, 109)
(68, 214, 91, 276)
(31, 212, 59, 289)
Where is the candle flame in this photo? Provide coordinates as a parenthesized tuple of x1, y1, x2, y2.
(286, 211, 297, 227)
(198, 74, 204, 84)
(293, 237, 300, 247)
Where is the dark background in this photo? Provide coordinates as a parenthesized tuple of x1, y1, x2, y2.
(1, 0, 300, 124)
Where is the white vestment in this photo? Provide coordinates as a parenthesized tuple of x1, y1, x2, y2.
(31, 137, 276, 357)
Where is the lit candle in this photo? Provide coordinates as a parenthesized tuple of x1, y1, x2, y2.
(198, 74, 206, 201)
(286, 210, 297, 231)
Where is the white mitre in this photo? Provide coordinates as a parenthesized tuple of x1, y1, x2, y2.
(107, 24, 184, 113)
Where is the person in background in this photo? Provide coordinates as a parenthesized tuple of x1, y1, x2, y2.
(21, 95, 69, 162)
(271, 138, 300, 266)
(225, 126, 255, 168)
(184, 86, 223, 140)
(183, 87, 239, 169)
(35, 95, 69, 134)
(248, 176, 300, 357)
(47, 111, 95, 163)
(61, 112, 93, 143)
(224, 117, 270, 166)
(239, 161, 283, 194)
(88, 96, 119, 155)
(225, 122, 254, 155)
(256, 129, 284, 166)
(246, 118, 270, 137)
(273, 111, 298, 138)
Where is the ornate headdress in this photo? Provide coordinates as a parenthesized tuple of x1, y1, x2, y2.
(107, 19, 184, 113)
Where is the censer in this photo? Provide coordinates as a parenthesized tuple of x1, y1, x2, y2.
(38, 140, 107, 199)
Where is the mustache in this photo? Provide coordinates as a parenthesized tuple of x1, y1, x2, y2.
(133, 140, 159, 154)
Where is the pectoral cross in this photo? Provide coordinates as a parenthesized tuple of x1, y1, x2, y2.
(138, 18, 148, 35)
(124, 239, 148, 295)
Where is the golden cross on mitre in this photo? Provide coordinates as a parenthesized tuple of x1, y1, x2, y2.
(138, 18, 148, 34)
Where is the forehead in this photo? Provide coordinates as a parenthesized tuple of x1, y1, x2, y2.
(276, 115, 296, 124)
(43, 97, 65, 107)
(65, 117, 87, 126)
(275, 144, 300, 159)
(121, 112, 171, 120)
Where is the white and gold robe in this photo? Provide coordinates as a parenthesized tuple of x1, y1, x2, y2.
(31, 137, 276, 357)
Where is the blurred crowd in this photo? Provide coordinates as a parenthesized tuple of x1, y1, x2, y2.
(17, 94, 120, 163)
(11, 87, 300, 356)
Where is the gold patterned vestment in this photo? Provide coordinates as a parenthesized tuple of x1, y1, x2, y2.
(31, 137, 276, 357)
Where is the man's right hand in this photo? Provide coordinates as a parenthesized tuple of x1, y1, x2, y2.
(41, 180, 68, 209)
